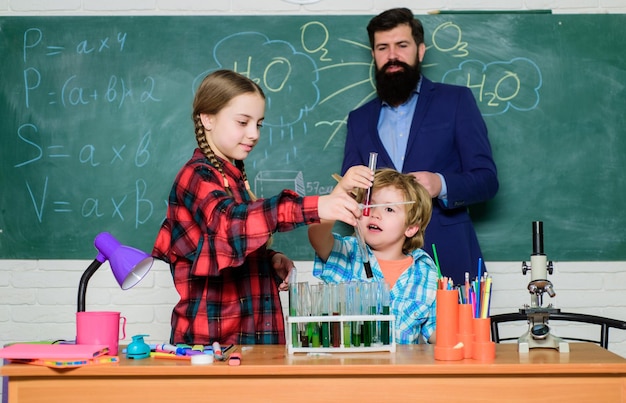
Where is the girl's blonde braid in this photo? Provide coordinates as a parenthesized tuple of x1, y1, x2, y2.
(235, 160, 257, 201)
(194, 114, 231, 194)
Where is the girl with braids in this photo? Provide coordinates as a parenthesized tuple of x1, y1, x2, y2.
(152, 69, 366, 346)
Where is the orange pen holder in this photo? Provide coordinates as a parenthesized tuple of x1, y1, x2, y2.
(457, 303, 475, 359)
(472, 317, 496, 361)
(434, 289, 464, 361)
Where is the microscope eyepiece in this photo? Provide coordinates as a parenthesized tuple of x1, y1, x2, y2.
(532, 221, 544, 255)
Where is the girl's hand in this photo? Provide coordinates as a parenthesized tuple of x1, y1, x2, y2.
(318, 192, 361, 226)
(272, 253, 295, 291)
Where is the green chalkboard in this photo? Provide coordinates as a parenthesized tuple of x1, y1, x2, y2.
(1, 15, 625, 261)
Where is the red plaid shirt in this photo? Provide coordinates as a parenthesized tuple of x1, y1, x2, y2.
(153, 149, 319, 345)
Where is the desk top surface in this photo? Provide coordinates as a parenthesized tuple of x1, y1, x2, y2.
(2, 343, 626, 378)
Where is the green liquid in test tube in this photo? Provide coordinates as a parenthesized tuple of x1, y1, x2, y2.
(288, 268, 299, 347)
(311, 326, 321, 347)
(321, 317, 330, 347)
(321, 284, 330, 347)
(370, 282, 380, 345)
(341, 283, 351, 347)
(330, 284, 340, 347)
(352, 282, 362, 347)
(381, 282, 390, 345)
(362, 282, 372, 347)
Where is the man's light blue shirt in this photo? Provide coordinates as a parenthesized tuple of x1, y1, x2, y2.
(377, 78, 448, 202)
(378, 87, 418, 172)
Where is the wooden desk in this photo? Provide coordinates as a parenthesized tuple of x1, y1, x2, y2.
(2, 343, 626, 402)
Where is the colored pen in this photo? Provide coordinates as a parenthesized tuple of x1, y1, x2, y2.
(476, 258, 483, 318)
(212, 341, 225, 361)
(156, 343, 177, 354)
(150, 352, 190, 360)
(45, 359, 87, 367)
(481, 276, 493, 318)
(183, 349, 204, 356)
(432, 243, 442, 280)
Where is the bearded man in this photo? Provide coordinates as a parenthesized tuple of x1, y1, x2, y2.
(342, 8, 499, 284)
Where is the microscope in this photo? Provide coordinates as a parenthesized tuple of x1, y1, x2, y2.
(518, 221, 569, 353)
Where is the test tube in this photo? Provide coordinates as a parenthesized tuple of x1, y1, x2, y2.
(321, 283, 331, 347)
(330, 283, 340, 347)
(309, 283, 321, 347)
(370, 281, 380, 345)
(362, 282, 372, 347)
(352, 282, 362, 347)
(362, 152, 378, 216)
(297, 282, 311, 347)
(355, 224, 373, 278)
(288, 268, 299, 347)
(340, 282, 351, 347)
(381, 282, 391, 345)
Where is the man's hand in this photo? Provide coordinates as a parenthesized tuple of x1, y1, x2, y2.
(410, 171, 442, 198)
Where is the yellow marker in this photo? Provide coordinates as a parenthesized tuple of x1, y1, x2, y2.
(480, 276, 492, 318)
(150, 352, 190, 360)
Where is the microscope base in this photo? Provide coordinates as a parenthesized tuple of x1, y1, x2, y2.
(518, 331, 569, 353)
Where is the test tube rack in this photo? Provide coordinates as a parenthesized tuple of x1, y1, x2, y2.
(287, 314, 396, 354)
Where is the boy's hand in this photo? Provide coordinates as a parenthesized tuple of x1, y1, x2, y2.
(333, 165, 374, 196)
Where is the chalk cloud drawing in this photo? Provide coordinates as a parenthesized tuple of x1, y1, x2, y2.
(194, 31, 320, 129)
(441, 57, 542, 116)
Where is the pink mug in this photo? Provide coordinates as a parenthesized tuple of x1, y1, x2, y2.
(76, 311, 126, 356)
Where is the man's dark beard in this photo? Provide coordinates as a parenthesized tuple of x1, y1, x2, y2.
(375, 60, 420, 106)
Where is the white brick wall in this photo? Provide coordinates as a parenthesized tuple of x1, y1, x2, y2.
(2, 259, 626, 351)
(1, 2, 626, 401)
(2, 259, 626, 357)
